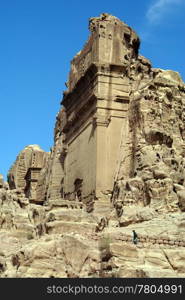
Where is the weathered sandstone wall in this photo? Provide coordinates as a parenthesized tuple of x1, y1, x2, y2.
(0, 14, 185, 278)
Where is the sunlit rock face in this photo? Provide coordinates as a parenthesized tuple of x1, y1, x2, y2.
(1, 13, 185, 278)
(7, 145, 49, 204)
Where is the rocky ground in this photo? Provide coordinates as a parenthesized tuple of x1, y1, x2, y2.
(1, 175, 185, 277)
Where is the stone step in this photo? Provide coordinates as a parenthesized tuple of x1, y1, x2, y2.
(48, 199, 83, 209)
(46, 221, 96, 235)
(46, 209, 95, 223)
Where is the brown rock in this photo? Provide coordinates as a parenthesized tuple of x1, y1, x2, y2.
(0, 13, 185, 279)
(7, 145, 49, 203)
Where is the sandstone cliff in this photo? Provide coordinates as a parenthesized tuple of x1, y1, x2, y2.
(0, 13, 185, 278)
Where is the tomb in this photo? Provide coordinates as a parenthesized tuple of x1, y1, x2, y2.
(60, 13, 140, 202)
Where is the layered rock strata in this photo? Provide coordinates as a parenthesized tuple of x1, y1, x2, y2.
(1, 13, 185, 278)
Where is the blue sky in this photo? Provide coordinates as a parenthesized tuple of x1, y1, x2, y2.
(0, 0, 185, 179)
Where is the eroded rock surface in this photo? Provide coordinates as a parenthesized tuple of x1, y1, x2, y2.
(1, 13, 185, 278)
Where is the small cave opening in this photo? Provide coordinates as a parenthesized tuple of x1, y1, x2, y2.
(178, 179, 184, 185)
(145, 131, 173, 148)
(132, 38, 140, 56)
(124, 33, 131, 47)
(126, 182, 130, 191)
(0, 263, 5, 272)
(137, 66, 142, 73)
